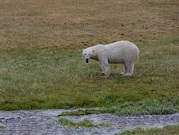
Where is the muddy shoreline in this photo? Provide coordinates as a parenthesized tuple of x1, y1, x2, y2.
(0, 109, 179, 135)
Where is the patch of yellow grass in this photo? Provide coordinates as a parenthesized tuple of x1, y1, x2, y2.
(0, 0, 178, 50)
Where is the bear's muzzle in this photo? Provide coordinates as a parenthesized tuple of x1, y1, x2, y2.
(86, 59, 89, 63)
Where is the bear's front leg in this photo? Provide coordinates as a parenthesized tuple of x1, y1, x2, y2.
(105, 66, 111, 77)
(99, 64, 105, 75)
(99, 62, 111, 77)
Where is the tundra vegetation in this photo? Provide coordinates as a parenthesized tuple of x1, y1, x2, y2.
(117, 125, 179, 135)
(57, 118, 109, 128)
(0, 0, 178, 119)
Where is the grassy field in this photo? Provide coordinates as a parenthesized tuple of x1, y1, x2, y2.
(0, 0, 179, 114)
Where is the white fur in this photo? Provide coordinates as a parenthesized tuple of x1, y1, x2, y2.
(82, 40, 140, 77)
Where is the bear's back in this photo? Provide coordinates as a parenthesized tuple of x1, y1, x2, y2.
(105, 40, 139, 53)
(104, 41, 139, 63)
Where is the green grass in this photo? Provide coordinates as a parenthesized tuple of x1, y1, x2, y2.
(0, 0, 179, 116)
(0, 35, 179, 113)
(0, 125, 5, 129)
(56, 118, 109, 128)
(117, 125, 179, 135)
(59, 98, 178, 116)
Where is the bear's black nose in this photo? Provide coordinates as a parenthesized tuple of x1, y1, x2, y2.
(86, 59, 89, 63)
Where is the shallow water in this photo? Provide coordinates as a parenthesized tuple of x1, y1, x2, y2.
(0, 109, 179, 135)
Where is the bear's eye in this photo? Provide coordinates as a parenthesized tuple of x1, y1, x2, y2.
(85, 53, 86, 55)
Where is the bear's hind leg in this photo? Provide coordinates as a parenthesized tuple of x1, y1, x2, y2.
(123, 62, 134, 76)
(120, 71, 125, 75)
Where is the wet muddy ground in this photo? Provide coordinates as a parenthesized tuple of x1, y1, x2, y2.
(0, 109, 179, 135)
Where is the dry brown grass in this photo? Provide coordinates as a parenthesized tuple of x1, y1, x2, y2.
(0, 0, 178, 50)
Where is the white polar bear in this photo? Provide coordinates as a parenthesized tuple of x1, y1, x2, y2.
(82, 40, 140, 77)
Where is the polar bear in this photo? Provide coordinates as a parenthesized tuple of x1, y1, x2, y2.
(82, 40, 140, 77)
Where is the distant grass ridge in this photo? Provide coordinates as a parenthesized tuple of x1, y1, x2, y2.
(59, 109, 104, 116)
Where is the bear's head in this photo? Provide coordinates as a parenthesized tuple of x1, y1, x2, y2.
(82, 47, 96, 63)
